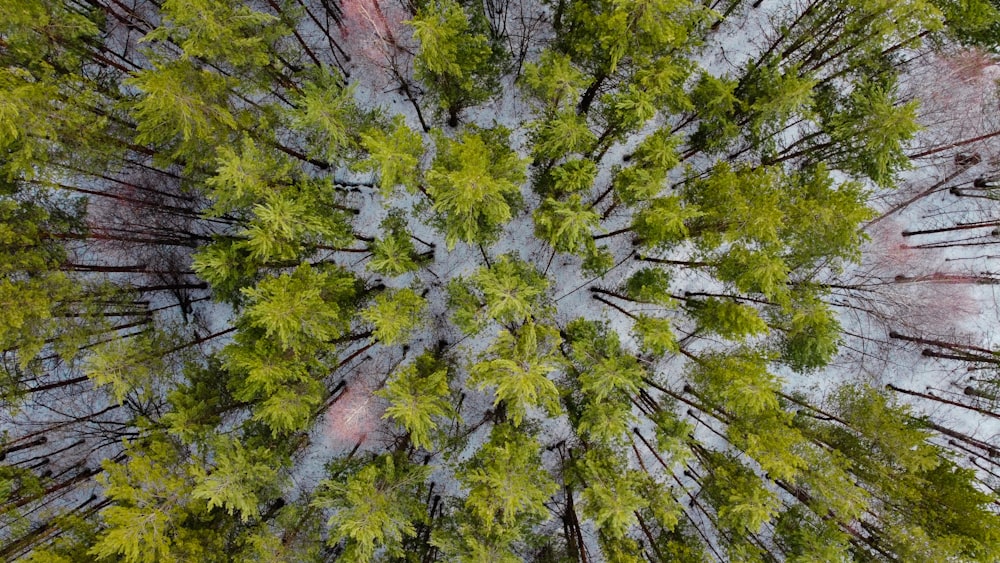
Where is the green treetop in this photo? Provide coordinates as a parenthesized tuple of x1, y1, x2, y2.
(425, 127, 526, 249)
(314, 454, 431, 562)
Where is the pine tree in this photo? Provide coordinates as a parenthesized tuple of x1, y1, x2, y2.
(701, 452, 781, 534)
(379, 352, 452, 450)
(409, 0, 501, 125)
(190, 437, 285, 523)
(127, 59, 239, 163)
(533, 195, 601, 256)
(290, 67, 366, 163)
(573, 447, 649, 539)
(355, 116, 425, 196)
(314, 454, 431, 562)
(425, 127, 526, 249)
(448, 254, 549, 333)
(456, 424, 557, 532)
(469, 322, 564, 426)
(367, 212, 428, 276)
(688, 297, 769, 341)
(3, 0, 997, 560)
(361, 287, 427, 345)
(239, 264, 358, 351)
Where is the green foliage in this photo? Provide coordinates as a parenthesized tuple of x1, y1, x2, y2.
(84, 329, 180, 404)
(564, 319, 645, 402)
(823, 74, 920, 187)
(191, 239, 259, 303)
(822, 385, 940, 478)
(702, 453, 781, 533)
(736, 60, 817, 144)
(237, 180, 355, 263)
(774, 507, 852, 563)
(148, 0, 280, 67)
(574, 448, 648, 538)
(449, 254, 549, 333)
(367, 212, 425, 276)
(529, 110, 596, 162)
(547, 158, 598, 196)
(291, 68, 363, 162)
(715, 246, 790, 304)
(0, 1, 980, 561)
(688, 297, 768, 340)
(127, 59, 238, 161)
(190, 438, 285, 522)
(727, 411, 808, 482)
(379, 353, 452, 450)
(204, 136, 296, 215)
(611, 128, 681, 205)
(564, 319, 646, 442)
(689, 349, 781, 417)
(521, 50, 589, 112)
(88, 436, 213, 563)
(533, 195, 601, 255)
(933, 0, 1000, 48)
(457, 424, 557, 531)
(631, 195, 701, 249)
(633, 315, 678, 356)
(409, 0, 500, 121)
(239, 264, 358, 351)
(356, 116, 425, 196)
(470, 322, 564, 426)
(315, 455, 431, 562)
(426, 127, 526, 248)
(688, 73, 740, 153)
(623, 267, 674, 305)
(777, 293, 841, 371)
(360, 287, 427, 345)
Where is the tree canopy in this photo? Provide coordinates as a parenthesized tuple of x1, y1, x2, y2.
(2, 0, 1000, 561)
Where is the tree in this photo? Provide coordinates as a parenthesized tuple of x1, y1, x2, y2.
(379, 352, 453, 450)
(573, 447, 649, 539)
(3, 0, 998, 560)
(314, 454, 431, 562)
(355, 116, 425, 196)
(533, 195, 601, 256)
(360, 287, 427, 345)
(701, 452, 781, 534)
(448, 254, 549, 333)
(456, 424, 557, 532)
(367, 212, 428, 276)
(425, 127, 526, 249)
(409, 0, 501, 126)
(469, 322, 564, 426)
(190, 437, 285, 523)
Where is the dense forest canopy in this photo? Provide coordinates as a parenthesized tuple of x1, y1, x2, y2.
(4, 0, 1000, 561)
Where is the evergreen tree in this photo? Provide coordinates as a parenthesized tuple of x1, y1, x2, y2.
(360, 287, 427, 345)
(2, 0, 996, 560)
(314, 454, 431, 562)
(409, 0, 501, 125)
(425, 127, 526, 249)
(469, 322, 564, 426)
(379, 352, 452, 450)
(456, 424, 557, 532)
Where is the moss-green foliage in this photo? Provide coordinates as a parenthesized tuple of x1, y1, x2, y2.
(426, 127, 526, 248)
(470, 322, 564, 426)
(448, 254, 549, 333)
(456, 424, 557, 531)
(379, 353, 452, 450)
(409, 0, 502, 122)
(360, 287, 427, 345)
(314, 454, 431, 562)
